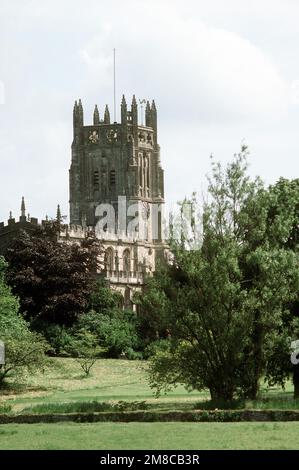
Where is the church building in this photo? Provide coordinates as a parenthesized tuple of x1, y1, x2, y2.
(0, 95, 167, 308)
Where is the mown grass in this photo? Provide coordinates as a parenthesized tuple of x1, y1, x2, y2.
(0, 359, 298, 450)
(0, 358, 297, 415)
(0, 422, 299, 450)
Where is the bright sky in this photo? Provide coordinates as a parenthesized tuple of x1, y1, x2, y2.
(0, 0, 299, 221)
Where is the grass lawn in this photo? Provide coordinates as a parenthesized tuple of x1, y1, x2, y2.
(0, 358, 296, 413)
(0, 422, 299, 450)
(0, 358, 298, 450)
(0, 359, 207, 413)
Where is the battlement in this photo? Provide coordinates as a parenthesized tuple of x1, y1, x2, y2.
(73, 95, 157, 147)
(0, 216, 39, 231)
(0, 208, 43, 256)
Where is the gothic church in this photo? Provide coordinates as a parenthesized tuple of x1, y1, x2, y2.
(0, 95, 167, 308)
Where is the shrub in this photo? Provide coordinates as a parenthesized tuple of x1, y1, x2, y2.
(76, 309, 141, 358)
(70, 330, 101, 376)
(0, 256, 51, 386)
(144, 339, 171, 359)
(36, 323, 75, 356)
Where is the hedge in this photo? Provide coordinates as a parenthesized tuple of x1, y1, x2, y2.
(1, 409, 299, 424)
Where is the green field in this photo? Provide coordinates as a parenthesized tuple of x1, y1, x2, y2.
(0, 422, 299, 450)
(0, 359, 207, 413)
(0, 358, 298, 450)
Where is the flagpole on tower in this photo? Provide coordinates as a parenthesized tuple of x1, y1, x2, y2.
(113, 48, 116, 123)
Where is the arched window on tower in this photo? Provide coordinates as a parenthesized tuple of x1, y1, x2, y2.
(123, 248, 131, 274)
(104, 247, 114, 272)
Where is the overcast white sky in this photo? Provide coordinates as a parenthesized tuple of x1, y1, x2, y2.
(1, 0, 299, 221)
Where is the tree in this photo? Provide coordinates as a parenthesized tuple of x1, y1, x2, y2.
(262, 178, 299, 398)
(76, 308, 140, 359)
(88, 277, 123, 313)
(144, 148, 299, 401)
(5, 226, 103, 326)
(0, 257, 49, 385)
(70, 330, 101, 376)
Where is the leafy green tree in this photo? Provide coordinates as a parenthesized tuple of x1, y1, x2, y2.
(70, 330, 101, 376)
(144, 148, 299, 401)
(5, 226, 102, 326)
(0, 257, 49, 385)
(76, 309, 140, 358)
(88, 277, 123, 313)
(262, 178, 299, 398)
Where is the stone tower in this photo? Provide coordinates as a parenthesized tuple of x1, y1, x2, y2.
(70, 95, 164, 230)
(69, 95, 166, 305)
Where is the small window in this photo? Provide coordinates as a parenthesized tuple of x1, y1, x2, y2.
(93, 170, 99, 186)
(110, 170, 116, 186)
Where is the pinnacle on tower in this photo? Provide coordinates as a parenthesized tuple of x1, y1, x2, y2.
(56, 204, 62, 224)
(104, 104, 110, 124)
(131, 95, 138, 127)
(132, 94, 137, 108)
(78, 99, 84, 126)
(21, 197, 26, 218)
(73, 100, 79, 133)
(145, 100, 151, 127)
(93, 105, 100, 125)
(121, 94, 127, 125)
(151, 100, 157, 144)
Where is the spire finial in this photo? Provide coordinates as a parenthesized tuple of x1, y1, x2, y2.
(145, 100, 152, 127)
(78, 99, 84, 126)
(93, 104, 100, 125)
(104, 104, 110, 124)
(56, 204, 62, 224)
(121, 94, 127, 126)
(131, 95, 138, 127)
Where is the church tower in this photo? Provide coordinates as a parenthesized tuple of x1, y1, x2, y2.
(69, 95, 166, 303)
(69, 95, 164, 239)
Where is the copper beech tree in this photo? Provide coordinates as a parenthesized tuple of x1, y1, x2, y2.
(5, 223, 103, 326)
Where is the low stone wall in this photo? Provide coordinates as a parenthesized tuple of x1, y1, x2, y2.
(1, 409, 299, 424)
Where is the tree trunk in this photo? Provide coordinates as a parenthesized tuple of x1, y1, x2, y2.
(293, 366, 299, 399)
(246, 311, 263, 400)
(209, 385, 234, 403)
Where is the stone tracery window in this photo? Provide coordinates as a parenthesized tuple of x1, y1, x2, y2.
(105, 247, 114, 271)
